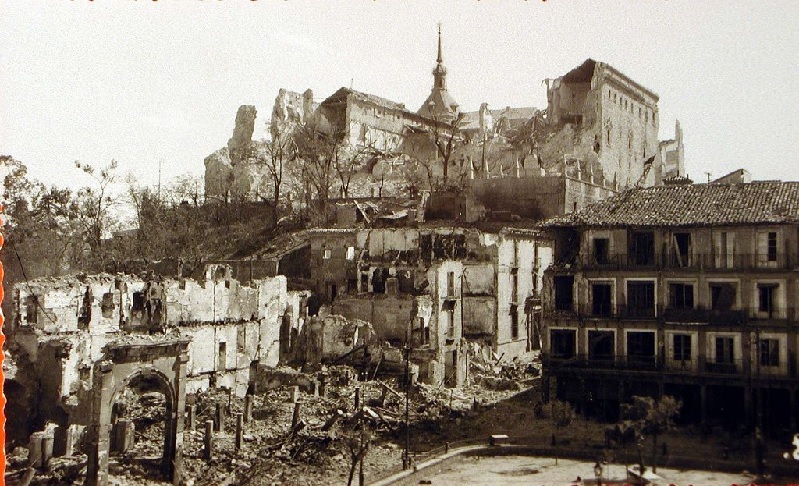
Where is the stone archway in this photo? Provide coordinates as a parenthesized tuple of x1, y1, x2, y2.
(86, 339, 190, 486)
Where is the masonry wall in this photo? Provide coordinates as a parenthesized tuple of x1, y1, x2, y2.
(470, 176, 567, 219)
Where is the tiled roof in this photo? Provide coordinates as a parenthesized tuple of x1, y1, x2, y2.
(543, 182, 799, 228)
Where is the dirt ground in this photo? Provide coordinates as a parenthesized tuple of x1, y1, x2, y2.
(7, 358, 799, 485)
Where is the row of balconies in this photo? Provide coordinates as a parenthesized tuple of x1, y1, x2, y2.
(542, 353, 792, 378)
(546, 304, 790, 325)
(559, 252, 795, 272)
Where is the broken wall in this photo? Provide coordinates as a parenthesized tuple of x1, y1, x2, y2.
(543, 60, 661, 190)
(331, 295, 417, 345)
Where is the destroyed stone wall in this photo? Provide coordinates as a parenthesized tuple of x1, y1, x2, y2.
(331, 295, 417, 345)
(495, 234, 553, 358)
(9, 272, 295, 445)
(270, 88, 317, 135)
(228, 105, 258, 163)
(543, 60, 661, 189)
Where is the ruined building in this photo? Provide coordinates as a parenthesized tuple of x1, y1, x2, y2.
(301, 214, 553, 385)
(540, 181, 799, 433)
(7, 266, 308, 482)
(204, 31, 685, 203)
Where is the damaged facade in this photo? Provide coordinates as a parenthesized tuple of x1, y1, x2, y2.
(304, 222, 553, 385)
(7, 266, 310, 469)
(541, 181, 799, 433)
(204, 32, 685, 203)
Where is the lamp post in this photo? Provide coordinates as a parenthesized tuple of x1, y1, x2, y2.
(593, 461, 603, 486)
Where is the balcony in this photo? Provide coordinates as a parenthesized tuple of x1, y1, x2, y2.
(545, 304, 659, 320)
(574, 253, 796, 272)
(699, 357, 743, 375)
(662, 307, 746, 325)
(546, 303, 794, 325)
(541, 354, 660, 371)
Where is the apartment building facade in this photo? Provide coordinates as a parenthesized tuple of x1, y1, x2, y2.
(541, 182, 799, 434)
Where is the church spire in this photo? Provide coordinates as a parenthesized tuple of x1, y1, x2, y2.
(432, 22, 447, 90)
(437, 22, 443, 64)
(418, 23, 458, 122)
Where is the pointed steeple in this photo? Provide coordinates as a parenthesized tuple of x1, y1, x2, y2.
(437, 23, 443, 64)
(432, 22, 447, 90)
(418, 23, 458, 123)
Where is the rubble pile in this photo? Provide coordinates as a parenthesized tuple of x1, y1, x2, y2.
(468, 350, 541, 391)
(6, 364, 537, 485)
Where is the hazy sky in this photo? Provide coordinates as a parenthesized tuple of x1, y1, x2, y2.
(2, 1, 798, 191)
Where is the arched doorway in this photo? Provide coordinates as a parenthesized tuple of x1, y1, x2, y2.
(109, 369, 176, 480)
(86, 339, 189, 486)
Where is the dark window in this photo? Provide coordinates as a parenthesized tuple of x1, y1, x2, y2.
(759, 339, 780, 367)
(554, 276, 574, 312)
(419, 317, 430, 346)
(25, 295, 39, 324)
(132, 292, 145, 312)
(446, 308, 455, 337)
(593, 238, 610, 264)
(710, 283, 736, 311)
(447, 271, 455, 297)
(758, 284, 777, 316)
(218, 342, 227, 371)
(510, 305, 519, 340)
(591, 283, 613, 316)
(629, 231, 655, 266)
(627, 281, 655, 318)
(768, 232, 778, 262)
(669, 283, 694, 309)
(78, 287, 92, 327)
(511, 270, 519, 303)
(627, 331, 656, 364)
(550, 330, 576, 358)
(715, 337, 734, 364)
(101, 292, 115, 318)
(588, 330, 615, 361)
(673, 334, 691, 361)
(672, 232, 692, 267)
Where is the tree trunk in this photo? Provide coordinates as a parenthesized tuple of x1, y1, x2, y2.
(652, 433, 658, 473)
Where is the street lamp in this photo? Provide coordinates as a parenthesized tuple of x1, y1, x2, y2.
(593, 461, 603, 486)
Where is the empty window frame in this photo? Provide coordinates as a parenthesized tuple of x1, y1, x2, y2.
(591, 282, 613, 316)
(759, 338, 780, 367)
(593, 237, 610, 264)
(446, 271, 455, 297)
(510, 305, 519, 340)
(626, 281, 655, 318)
(554, 276, 574, 312)
(672, 334, 692, 361)
(669, 283, 694, 310)
(627, 331, 656, 364)
(758, 284, 778, 316)
(715, 336, 734, 364)
(709, 283, 736, 311)
(671, 232, 692, 267)
(629, 231, 655, 266)
(588, 330, 615, 361)
(550, 329, 576, 358)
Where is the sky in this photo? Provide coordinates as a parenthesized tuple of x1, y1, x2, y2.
(1, 0, 798, 192)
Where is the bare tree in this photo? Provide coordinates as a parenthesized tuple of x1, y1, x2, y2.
(292, 122, 341, 220)
(74, 159, 120, 269)
(427, 112, 466, 188)
(254, 120, 297, 224)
